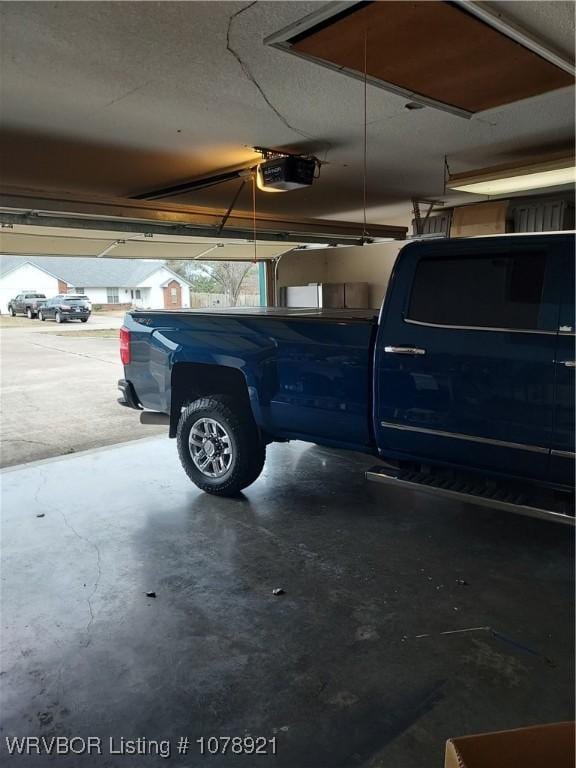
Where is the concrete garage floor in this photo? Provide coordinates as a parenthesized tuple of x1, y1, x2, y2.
(1, 437, 573, 768)
(0, 315, 163, 467)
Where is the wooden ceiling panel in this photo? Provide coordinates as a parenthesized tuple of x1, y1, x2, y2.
(290, 1, 574, 114)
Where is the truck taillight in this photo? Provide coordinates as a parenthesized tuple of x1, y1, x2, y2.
(120, 327, 131, 365)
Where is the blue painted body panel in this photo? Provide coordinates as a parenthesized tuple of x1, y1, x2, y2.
(125, 309, 377, 452)
(550, 246, 575, 484)
(123, 234, 575, 490)
(374, 236, 560, 482)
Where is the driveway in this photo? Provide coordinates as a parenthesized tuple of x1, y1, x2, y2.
(0, 313, 164, 467)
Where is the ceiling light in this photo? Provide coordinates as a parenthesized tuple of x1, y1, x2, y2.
(448, 155, 575, 196)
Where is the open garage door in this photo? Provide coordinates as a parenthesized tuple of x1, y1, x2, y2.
(0, 188, 406, 310)
(0, 223, 293, 312)
(0, 223, 302, 261)
(0, 186, 407, 249)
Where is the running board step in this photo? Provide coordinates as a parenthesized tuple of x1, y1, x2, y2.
(366, 467, 575, 526)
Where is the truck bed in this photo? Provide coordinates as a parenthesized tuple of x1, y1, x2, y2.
(131, 306, 379, 322)
(123, 305, 378, 451)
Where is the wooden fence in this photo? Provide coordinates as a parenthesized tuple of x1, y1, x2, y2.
(189, 292, 260, 308)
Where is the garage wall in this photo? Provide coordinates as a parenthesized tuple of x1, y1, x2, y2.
(277, 241, 404, 308)
(322, 242, 402, 307)
(277, 249, 327, 287)
(0, 263, 59, 313)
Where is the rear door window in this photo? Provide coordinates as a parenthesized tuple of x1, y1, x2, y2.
(407, 251, 547, 330)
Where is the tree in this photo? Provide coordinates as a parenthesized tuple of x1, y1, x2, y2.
(169, 260, 257, 306)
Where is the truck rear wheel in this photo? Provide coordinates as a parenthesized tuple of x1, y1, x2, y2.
(176, 396, 265, 496)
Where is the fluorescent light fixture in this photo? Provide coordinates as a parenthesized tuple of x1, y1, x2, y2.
(448, 155, 575, 196)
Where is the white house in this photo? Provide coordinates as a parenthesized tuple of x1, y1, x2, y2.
(0, 256, 191, 314)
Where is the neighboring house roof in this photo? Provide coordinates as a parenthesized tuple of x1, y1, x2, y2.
(160, 276, 185, 288)
(0, 255, 191, 288)
(0, 256, 62, 283)
(141, 267, 192, 288)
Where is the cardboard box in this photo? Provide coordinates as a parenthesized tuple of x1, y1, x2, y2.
(445, 721, 575, 768)
(450, 200, 509, 237)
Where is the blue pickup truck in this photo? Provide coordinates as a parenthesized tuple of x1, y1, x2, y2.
(118, 233, 575, 524)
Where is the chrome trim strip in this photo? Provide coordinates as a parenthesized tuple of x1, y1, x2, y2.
(379, 421, 549, 454)
(365, 469, 575, 527)
(384, 345, 426, 355)
(551, 449, 576, 459)
(404, 317, 557, 335)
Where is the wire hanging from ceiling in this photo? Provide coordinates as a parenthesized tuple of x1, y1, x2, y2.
(362, 29, 368, 243)
(252, 171, 257, 263)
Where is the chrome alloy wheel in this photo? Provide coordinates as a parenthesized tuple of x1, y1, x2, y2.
(189, 418, 233, 477)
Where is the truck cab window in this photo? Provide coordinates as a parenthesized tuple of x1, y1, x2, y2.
(407, 252, 547, 330)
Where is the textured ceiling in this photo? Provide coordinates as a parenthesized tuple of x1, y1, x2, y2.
(0, 1, 574, 226)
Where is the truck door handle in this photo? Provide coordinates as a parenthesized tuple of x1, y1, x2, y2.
(384, 346, 426, 356)
(562, 361, 576, 368)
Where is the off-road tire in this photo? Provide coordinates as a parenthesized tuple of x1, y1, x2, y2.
(176, 396, 265, 496)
